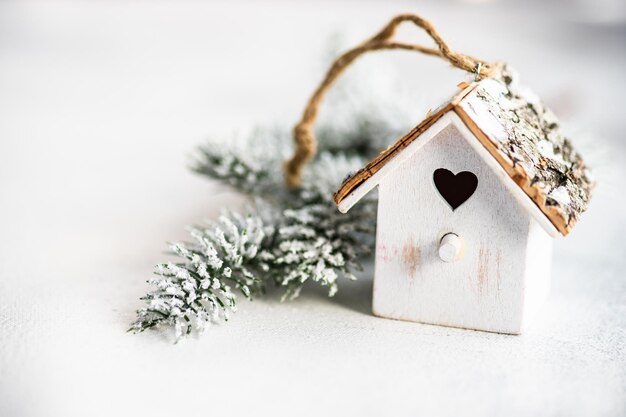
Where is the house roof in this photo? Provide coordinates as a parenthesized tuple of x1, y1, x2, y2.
(333, 65, 594, 236)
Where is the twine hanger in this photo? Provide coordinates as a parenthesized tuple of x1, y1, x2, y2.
(284, 13, 497, 188)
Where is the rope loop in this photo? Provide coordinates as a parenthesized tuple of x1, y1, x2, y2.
(284, 13, 496, 187)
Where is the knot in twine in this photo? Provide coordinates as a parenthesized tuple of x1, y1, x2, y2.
(284, 13, 497, 188)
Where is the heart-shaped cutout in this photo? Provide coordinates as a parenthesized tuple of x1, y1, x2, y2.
(433, 168, 478, 211)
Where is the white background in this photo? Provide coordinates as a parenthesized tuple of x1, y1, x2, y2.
(1, 1, 625, 416)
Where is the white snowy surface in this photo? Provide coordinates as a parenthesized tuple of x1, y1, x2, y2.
(0, 1, 625, 416)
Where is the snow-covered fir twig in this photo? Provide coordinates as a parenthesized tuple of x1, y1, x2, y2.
(130, 81, 413, 341)
(130, 213, 271, 340)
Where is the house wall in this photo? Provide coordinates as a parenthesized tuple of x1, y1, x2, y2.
(373, 122, 549, 334)
(520, 217, 553, 331)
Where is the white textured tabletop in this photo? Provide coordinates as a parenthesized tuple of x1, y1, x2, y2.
(1, 1, 625, 416)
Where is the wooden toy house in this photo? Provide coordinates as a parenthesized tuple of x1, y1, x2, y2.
(333, 66, 593, 334)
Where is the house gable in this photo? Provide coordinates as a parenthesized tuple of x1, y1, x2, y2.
(339, 112, 560, 237)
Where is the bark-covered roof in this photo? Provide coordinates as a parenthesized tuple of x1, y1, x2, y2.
(333, 65, 594, 236)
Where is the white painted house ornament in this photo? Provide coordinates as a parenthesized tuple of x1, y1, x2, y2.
(285, 14, 594, 334)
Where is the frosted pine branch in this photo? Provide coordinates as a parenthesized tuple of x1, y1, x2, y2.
(131, 107, 409, 340)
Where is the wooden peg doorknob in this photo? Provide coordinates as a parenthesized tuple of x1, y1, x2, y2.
(438, 233, 462, 262)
